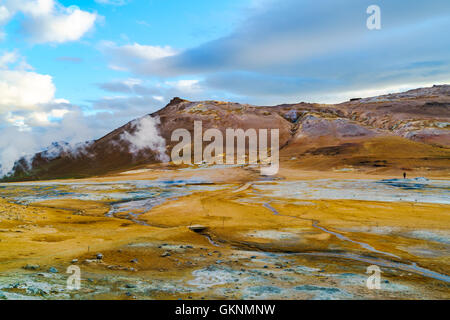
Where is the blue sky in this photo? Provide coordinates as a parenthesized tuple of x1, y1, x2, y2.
(0, 0, 449, 174)
(2, 0, 249, 109)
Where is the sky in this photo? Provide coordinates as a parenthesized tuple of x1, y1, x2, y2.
(0, 0, 449, 175)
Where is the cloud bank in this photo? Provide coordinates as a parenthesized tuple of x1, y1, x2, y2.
(102, 0, 450, 103)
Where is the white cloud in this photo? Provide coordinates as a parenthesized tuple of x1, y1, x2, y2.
(0, 49, 34, 71)
(0, 50, 71, 132)
(3, 0, 98, 44)
(165, 79, 201, 93)
(5, 113, 28, 130)
(122, 78, 142, 87)
(99, 0, 450, 103)
(27, 108, 70, 126)
(95, 78, 207, 109)
(22, 5, 98, 44)
(12, 0, 54, 16)
(0, 5, 11, 24)
(0, 50, 18, 68)
(53, 98, 70, 104)
(0, 69, 55, 111)
(100, 41, 177, 73)
(119, 43, 177, 60)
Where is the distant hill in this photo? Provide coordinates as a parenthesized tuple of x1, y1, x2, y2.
(2, 85, 449, 182)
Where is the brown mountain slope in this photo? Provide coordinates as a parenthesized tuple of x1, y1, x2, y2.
(2, 85, 449, 182)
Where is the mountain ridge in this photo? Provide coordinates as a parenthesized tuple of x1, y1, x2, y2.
(2, 85, 449, 182)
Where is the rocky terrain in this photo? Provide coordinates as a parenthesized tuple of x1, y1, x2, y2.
(0, 172, 449, 300)
(2, 85, 449, 182)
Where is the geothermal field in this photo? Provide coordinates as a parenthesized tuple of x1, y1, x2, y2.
(0, 165, 449, 300)
(0, 86, 449, 300)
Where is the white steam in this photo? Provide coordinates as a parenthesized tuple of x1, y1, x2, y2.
(0, 138, 94, 177)
(40, 140, 93, 160)
(0, 113, 168, 178)
(120, 115, 169, 162)
(0, 109, 101, 177)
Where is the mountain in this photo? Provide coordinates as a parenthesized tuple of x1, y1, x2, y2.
(2, 85, 449, 182)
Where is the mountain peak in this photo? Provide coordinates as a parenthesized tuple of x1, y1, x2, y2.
(168, 97, 190, 106)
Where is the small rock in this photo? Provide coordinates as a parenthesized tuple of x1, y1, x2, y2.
(71, 259, 78, 264)
(263, 265, 268, 269)
(125, 284, 136, 288)
(130, 259, 138, 263)
(23, 264, 40, 271)
(189, 225, 207, 232)
(48, 267, 58, 273)
(96, 253, 103, 260)
(161, 251, 171, 257)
